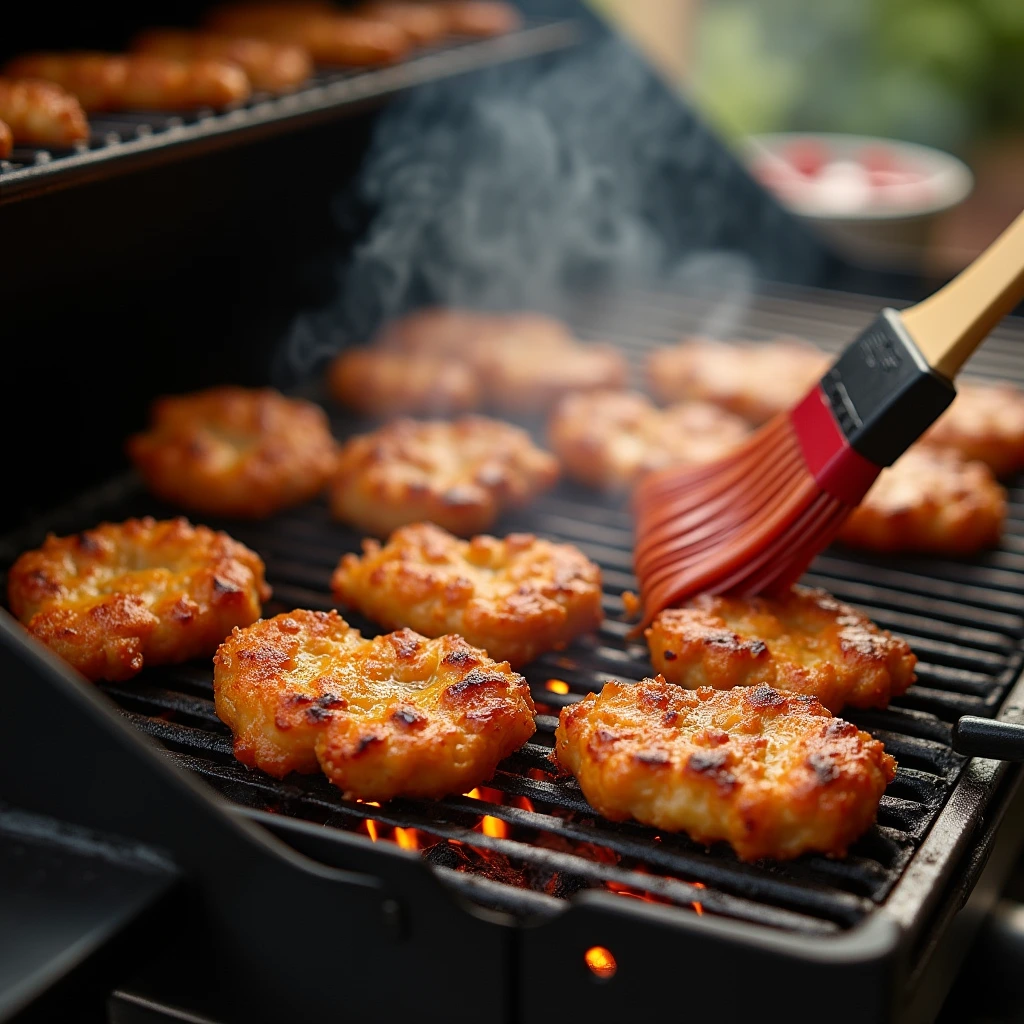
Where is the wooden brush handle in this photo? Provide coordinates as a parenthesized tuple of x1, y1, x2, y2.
(901, 207, 1024, 379)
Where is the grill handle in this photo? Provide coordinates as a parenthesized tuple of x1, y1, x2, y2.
(952, 716, 1024, 761)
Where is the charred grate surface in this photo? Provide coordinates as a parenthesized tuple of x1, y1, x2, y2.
(0, 20, 579, 203)
(2, 286, 1022, 936)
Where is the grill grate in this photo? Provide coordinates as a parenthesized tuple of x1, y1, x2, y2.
(3, 286, 1022, 938)
(0, 20, 579, 203)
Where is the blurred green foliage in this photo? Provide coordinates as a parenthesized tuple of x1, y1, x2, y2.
(691, 0, 1024, 152)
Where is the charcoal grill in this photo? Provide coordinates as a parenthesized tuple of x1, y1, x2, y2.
(2, 285, 1024, 1024)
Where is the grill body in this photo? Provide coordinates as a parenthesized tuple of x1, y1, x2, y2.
(2, 288, 1024, 1023)
(2, 6, 1023, 1019)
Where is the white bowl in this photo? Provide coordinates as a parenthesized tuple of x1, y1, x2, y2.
(744, 132, 974, 267)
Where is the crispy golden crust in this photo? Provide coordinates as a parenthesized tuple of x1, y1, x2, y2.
(331, 522, 603, 667)
(354, 2, 449, 44)
(8, 517, 270, 683)
(5, 53, 250, 112)
(922, 382, 1024, 477)
(0, 78, 88, 146)
(132, 30, 312, 93)
(554, 677, 896, 861)
(327, 347, 481, 416)
(836, 447, 1006, 554)
(329, 416, 558, 536)
(205, 5, 410, 65)
(547, 390, 750, 491)
(213, 609, 536, 799)
(645, 587, 916, 713)
(477, 338, 628, 416)
(646, 338, 830, 424)
(128, 386, 337, 519)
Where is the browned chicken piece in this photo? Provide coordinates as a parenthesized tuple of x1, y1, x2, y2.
(435, 1, 521, 36)
(205, 3, 410, 65)
(328, 348, 481, 416)
(354, 2, 450, 44)
(548, 390, 750, 491)
(0, 78, 88, 148)
(213, 609, 536, 799)
(0, 119, 11, 158)
(477, 337, 629, 416)
(132, 29, 312, 94)
(7, 517, 270, 683)
(645, 586, 916, 714)
(836, 446, 1006, 554)
(375, 308, 621, 414)
(376, 307, 575, 356)
(332, 522, 603, 667)
(646, 337, 831, 424)
(329, 415, 559, 536)
(922, 381, 1024, 477)
(554, 677, 896, 862)
(128, 386, 337, 519)
(4, 53, 250, 112)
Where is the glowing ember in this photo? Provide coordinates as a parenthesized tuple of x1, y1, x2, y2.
(514, 795, 535, 813)
(604, 881, 658, 903)
(691, 881, 706, 915)
(584, 946, 617, 980)
(365, 820, 379, 842)
(545, 679, 570, 695)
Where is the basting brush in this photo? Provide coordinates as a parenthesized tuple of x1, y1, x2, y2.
(633, 207, 1024, 628)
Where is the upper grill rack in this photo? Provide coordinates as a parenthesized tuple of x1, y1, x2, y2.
(2, 286, 1022, 940)
(0, 20, 579, 203)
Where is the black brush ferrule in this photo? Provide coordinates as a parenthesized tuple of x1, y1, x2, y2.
(820, 308, 956, 467)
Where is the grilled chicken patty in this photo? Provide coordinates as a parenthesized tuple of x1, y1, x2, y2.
(837, 446, 1006, 554)
(128, 386, 337, 519)
(645, 586, 916, 713)
(332, 522, 603, 667)
(329, 416, 558, 536)
(547, 389, 750, 491)
(328, 348, 481, 417)
(922, 381, 1024, 478)
(8, 517, 269, 682)
(555, 677, 896, 861)
(375, 307, 626, 414)
(214, 609, 536, 800)
(646, 337, 829, 424)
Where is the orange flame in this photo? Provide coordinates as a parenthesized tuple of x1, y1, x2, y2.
(463, 787, 509, 838)
(365, 820, 379, 842)
(691, 880, 706, 915)
(545, 679, 570, 695)
(394, 827, 420, 851)
(481, 815, 508, 839)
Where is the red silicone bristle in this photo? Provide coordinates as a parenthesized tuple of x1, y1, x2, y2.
(632, 407, 879, 627)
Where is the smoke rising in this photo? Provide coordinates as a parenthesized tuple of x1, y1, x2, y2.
(276, 34, 830, 383)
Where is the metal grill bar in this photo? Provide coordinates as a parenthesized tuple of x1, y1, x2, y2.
(2, 286, 1023, 939)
